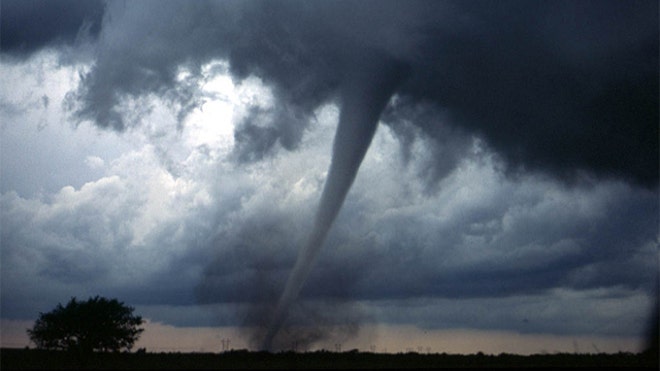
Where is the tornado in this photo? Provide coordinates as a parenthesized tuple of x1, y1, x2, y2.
(261, 56, 407, 350)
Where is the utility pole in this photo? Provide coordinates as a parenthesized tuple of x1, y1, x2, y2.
(220, 338, 231, 352)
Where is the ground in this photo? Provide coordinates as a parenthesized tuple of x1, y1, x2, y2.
(1, 348, 657, 369)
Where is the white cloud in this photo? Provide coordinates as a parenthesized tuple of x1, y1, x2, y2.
(0, 52, 131, 197)
(85, 155, 105, 169)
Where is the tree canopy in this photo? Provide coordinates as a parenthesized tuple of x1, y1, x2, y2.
(27, 296, 144, 353)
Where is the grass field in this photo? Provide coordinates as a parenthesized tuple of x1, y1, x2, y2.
(1, 348, 658, 369)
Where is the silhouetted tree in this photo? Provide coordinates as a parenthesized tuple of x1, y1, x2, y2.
(27, 296, 144, 353)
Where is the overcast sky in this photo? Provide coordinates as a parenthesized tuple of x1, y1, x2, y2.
(1, 0, 658, 353)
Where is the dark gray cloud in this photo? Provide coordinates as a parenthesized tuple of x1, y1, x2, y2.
(196, 213, 302, 304)
(392, 0, 658, 188)
(58, 1, 660, 186)
(232, 104, 310, 163)
(0, 0, 105, 57)
(381, 101, 473, 191)
(250, 178, 657, 303)
(5, 1, 655, 186)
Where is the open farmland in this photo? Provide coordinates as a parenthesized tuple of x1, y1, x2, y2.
(2, 348, 657, 369)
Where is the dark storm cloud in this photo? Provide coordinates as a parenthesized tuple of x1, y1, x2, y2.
(20, 0, 654, 187)
(196, 214, 301, 304)
(381, 101, 473, 190)
(232, 104, 310, 163)
(392, 0, 658, 188)
(0, 0, 105, 57)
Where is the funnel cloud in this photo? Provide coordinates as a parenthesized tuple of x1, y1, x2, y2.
(262, 55, 408, 350)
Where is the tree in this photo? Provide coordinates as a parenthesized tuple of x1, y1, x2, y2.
(27, 296, 144, 353)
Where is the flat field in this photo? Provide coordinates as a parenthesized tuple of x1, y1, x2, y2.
(1, 348, 657, 369)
